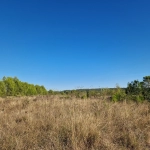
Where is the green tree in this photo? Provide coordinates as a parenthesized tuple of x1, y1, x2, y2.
(0, 81, 6, 97)
(143, 76, 150, 88)
(36, 85, 47, 95)
(35, 85, 43, 95)
(13, 77, 25, 96)
(26, 84, 37, 96)
(3, 77, 16, 96)
(143, 76, 150, 101)
(0, 76, 48, 96)
(48, 90, 54, 95)
(126, 80, 143, 95)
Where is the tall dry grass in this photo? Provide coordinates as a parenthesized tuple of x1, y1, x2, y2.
(0, 96, 150, 150)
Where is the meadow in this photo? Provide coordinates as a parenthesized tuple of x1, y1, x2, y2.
(0, 96, 150, 150)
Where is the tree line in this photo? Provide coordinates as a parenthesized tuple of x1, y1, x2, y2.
(0, 76, 150, 102)
(57, 76, 150, 102)
(0, 77, 48, 97)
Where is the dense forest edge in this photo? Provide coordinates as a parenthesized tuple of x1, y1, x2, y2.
(0, 76, 150, 102)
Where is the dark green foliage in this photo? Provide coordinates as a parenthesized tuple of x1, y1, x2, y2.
(126, 80, 143, 95)
(126, 76, 150, 102)
(0, 77, 48, 97)
(143, 76, 150, 88)
(142, 76, 150, 101)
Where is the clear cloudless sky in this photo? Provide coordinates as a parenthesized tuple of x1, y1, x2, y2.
(0, 0, 150, 90)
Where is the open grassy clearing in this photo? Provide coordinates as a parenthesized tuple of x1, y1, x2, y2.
(0, 96, 150, 150)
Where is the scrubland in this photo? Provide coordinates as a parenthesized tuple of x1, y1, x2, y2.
(0, 96, 150, 150)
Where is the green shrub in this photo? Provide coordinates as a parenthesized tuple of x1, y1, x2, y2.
(127, 95, 144, 102)
(81, 95, 87, 99)
(112, 86, 126, 102)
(112, 92, 126, 102)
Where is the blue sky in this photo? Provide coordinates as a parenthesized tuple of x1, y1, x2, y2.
(0, 0, 150, 90)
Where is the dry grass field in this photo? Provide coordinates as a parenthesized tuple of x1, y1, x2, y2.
(0, 96, 150, 150)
